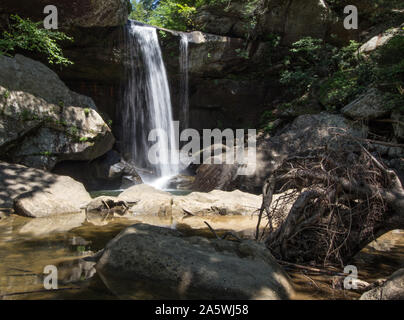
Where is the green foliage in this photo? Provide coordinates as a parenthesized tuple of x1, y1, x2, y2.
(40, 151, 52, 157)
(158, 30, 168, 38)
(0, 15, 73, 66)
(259, 110, 276, 132)
(318, 71, 361, 111)
(373, 35, 404, 85)
(130, 0, 259, 32)
(130, 0, 197, 31)
(278, 27, 404, 114)
(235, 48, 249, 60)
(280, 37, 363, 109)
(20, 108, 34, 121)
(129, 1, 150, 22)
(68, 126, 79, 137)
(370, 33, 404, 112)
(149, 1, 196, 31)
(83, 108, 90, 116)
(3, 90, 10, 100)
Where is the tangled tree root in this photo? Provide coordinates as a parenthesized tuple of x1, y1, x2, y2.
(258, 140, 404, 267)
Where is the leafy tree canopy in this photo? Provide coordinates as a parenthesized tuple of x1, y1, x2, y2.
(129, 0, 205, 31)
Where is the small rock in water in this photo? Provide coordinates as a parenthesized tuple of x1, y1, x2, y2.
(361, 269, 404, 300)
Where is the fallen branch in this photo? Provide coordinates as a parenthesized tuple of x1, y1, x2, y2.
(204, 221, 220, 240)
(204, 221, 242, 242)
(277, 260, 346, 277)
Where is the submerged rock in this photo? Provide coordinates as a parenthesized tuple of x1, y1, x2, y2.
(56, 257, 97, 285)
(95, 223, 295, 300)
(360, 268, 404, 300)
(17, 212, 87, 235)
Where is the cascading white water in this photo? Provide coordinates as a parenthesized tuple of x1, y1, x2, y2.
(179, 33, 189, 130)
(121, 21, 179, 186)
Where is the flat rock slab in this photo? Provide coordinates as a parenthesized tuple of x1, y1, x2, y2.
(173, 189, 262, 216)
(118, 184, 295, 222)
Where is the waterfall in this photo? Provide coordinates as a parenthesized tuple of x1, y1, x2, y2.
(121, 21, 179, 184)
(179, 33, 189, 130)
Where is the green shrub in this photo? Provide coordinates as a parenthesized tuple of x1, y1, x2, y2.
(0, 15, 73, 66)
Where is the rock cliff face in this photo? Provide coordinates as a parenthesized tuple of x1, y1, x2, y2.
(0, 0, 131, 28)
(158, 29, 280, 131)
(194, 0, 362, 45)
(0, 0, 352, 138)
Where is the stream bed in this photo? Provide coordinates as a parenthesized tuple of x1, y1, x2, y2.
(0, 212, 402, 300)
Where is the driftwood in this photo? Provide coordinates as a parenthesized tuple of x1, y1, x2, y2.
(258, 136, 404, 266)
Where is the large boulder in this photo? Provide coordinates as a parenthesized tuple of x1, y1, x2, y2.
(0, 55, 114, 170)
(342, 88, 389, 120)
(0, 0, 130, 28)
(193, 112, 368, 193)
(0, 54, 96, 109)
(360, 268, 404, 300)
(13, 192, 80, 218)
(0, 161, 91, 216)
(193, 2, 252, 40)
(359, 27, 403, 55)
(95, 223, 295, 299)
